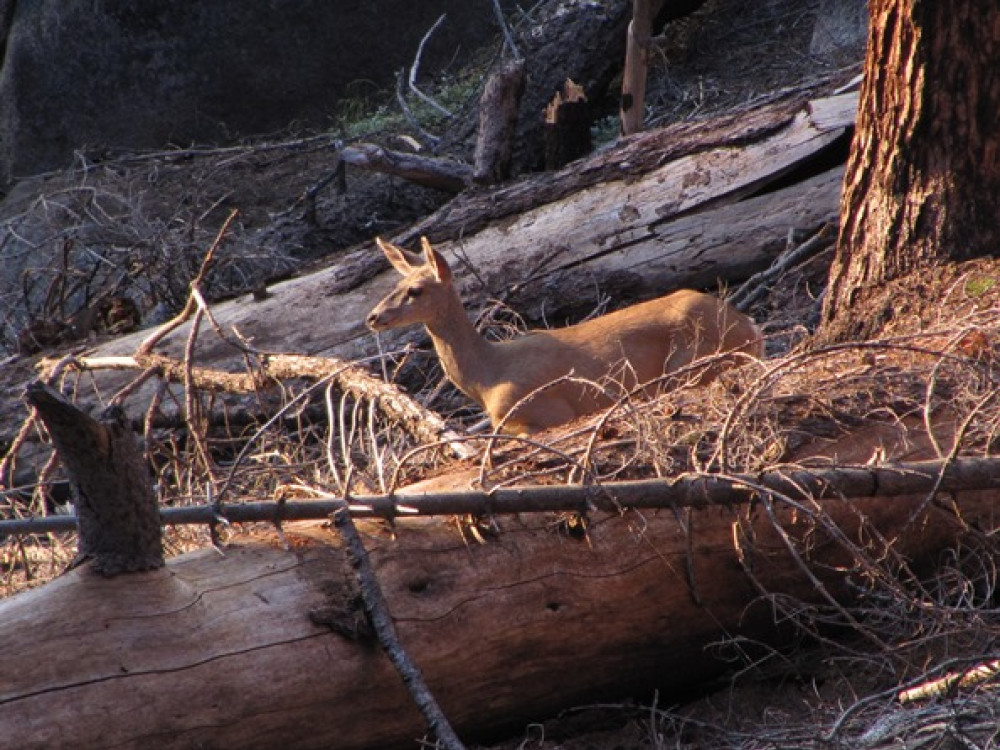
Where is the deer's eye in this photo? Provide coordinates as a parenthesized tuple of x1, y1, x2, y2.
(406, 286, 423, 299)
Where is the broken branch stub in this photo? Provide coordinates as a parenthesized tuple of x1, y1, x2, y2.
(473, 58, 527, 185)
(23, 381, 163, 575)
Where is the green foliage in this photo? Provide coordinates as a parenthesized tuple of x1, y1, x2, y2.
(333, 68, 483, 141)
(591, 114, 621, 147)
(334, 80, 398, 139)
(964, 275, 996, 299)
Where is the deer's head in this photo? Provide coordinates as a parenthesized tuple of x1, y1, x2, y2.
(367, 237, 457, 332)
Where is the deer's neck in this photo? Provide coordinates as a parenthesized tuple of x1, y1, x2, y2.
(424, 295, 497, 403)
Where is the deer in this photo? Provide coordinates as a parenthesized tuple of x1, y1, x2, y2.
(366, 237, 763, 435)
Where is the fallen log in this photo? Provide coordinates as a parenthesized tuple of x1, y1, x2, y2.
(340, 144, 472, 193)
(0, 472, 995, 749)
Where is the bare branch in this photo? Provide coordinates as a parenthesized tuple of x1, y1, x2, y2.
(408, 13, 453, 119)
(5, 456, 1000, 537)
(340, 143, 470, 192)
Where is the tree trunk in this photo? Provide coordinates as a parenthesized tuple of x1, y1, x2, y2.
(0, 486, 994, 750)
(821, 0, 1000, 341)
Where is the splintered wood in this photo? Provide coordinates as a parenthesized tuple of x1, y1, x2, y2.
(544, 78, 591, 170)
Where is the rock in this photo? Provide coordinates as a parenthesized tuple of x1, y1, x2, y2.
(809, 0, 868, 65)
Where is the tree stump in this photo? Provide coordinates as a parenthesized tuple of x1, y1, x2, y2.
(473, 58, 527, 185)
(23, 381, 163, 575)
(544, 79, 592, 169)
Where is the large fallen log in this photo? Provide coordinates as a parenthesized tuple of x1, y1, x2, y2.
(0, 476, 995, 750)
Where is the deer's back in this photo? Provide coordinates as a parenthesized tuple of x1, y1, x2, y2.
(478, 290, 760, 431)
(512, 290, 756, 376)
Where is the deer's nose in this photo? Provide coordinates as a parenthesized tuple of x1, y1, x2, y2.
(366, 311, 380, 329)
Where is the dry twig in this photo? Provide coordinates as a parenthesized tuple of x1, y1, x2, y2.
(333, 506, 467, 750)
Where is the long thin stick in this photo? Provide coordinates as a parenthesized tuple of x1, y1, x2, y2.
(334, 507, 467, 750)
(408, 14, 453, 118)
(728, 223, 835, 311)
(4, 455, 999, 537)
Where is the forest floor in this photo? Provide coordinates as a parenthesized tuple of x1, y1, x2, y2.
(7, 1, 1000, 749)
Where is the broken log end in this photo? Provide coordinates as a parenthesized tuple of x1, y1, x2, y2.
(23, 381, 164, 576)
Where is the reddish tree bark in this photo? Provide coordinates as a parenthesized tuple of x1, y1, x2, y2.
(821, 0, 1000, 341)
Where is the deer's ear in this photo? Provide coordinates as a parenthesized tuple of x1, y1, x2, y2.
(421, 237, 452, 283)
(376, 237, 419, 276)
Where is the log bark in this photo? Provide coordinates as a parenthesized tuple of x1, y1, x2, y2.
(0, 484, 994, 750)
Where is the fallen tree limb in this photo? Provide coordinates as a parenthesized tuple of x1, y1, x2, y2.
(35, 351, 474, 460)
(340, 144, 472, 193)
(5, 455, 999, 537)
